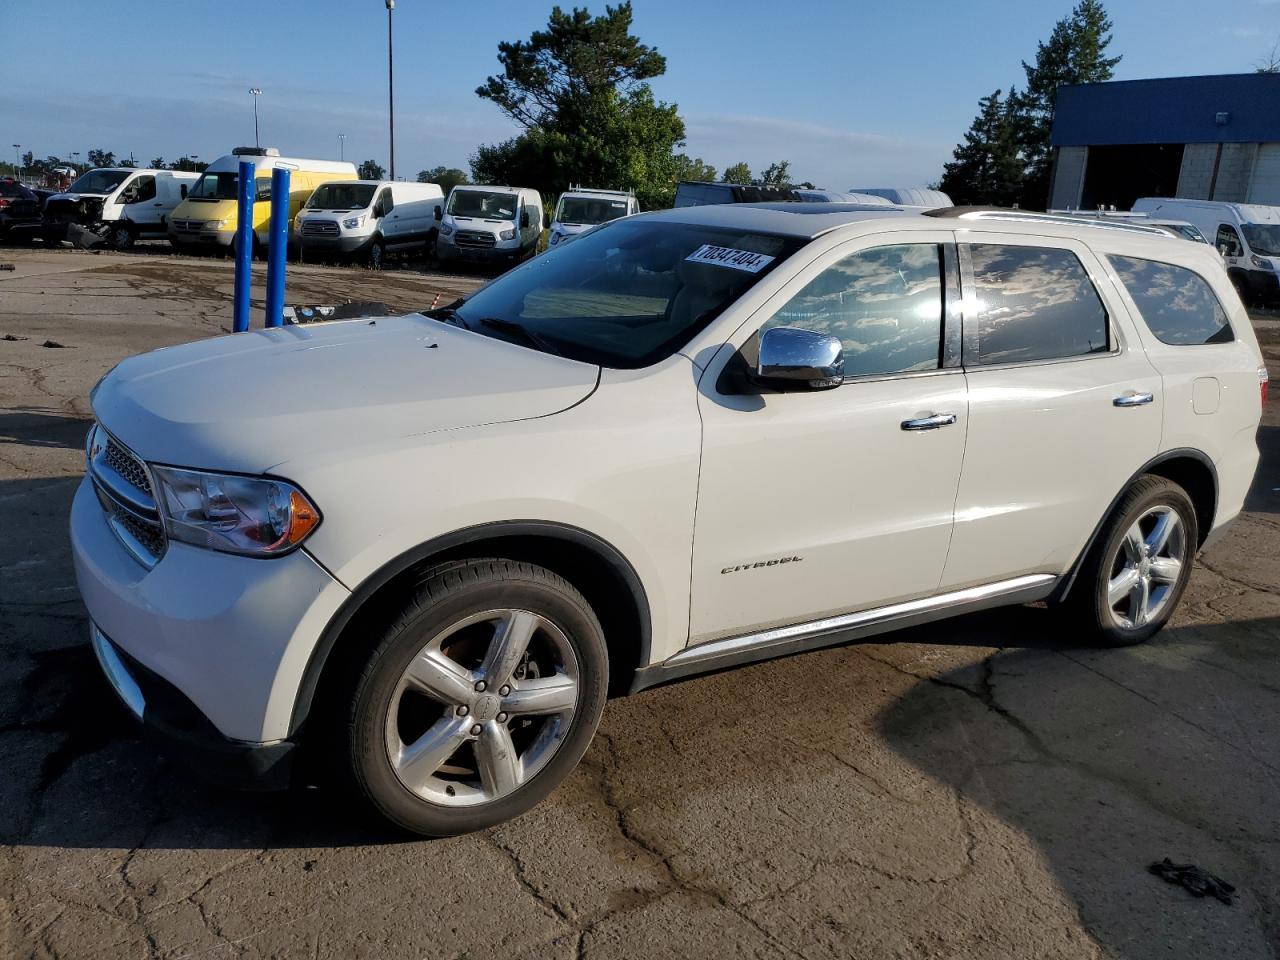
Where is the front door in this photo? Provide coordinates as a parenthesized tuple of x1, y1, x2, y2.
(689, 233, 968, 644)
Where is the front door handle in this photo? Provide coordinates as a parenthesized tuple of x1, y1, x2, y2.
(1113, 392, 1154, 407)
(901, 413, 957, 431)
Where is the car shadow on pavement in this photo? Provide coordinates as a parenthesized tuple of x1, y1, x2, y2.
(876, 607, 1280, 958)
(1245, 424, 1279, 515)
(0, 410, 93, 450)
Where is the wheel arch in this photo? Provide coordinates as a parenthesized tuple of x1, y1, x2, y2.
(291, 521, 652, 737)
(1052, 448, 1218, 603)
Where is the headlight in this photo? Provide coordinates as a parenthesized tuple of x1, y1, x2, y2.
(151, 466, 320, 557)
(208, 218, 229, 231)
(1250, 254, 1275, 271)
(439, 223, 454, 237)
(499, 228, 517, 241)
(343, 215, 365, 229)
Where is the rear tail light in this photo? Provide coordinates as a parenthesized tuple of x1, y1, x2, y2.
(0, 198, 10, 209)
(1262, 365, 1271, 408)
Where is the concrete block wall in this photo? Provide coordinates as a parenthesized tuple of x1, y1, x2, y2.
(1049, 146, 1089, 209)
(1176, 142, 1262, 201)
(1176, 144, 1217, 199)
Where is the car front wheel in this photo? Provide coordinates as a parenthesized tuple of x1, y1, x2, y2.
(1067, 475, 1198, 646)
(345, 559, 607, 836)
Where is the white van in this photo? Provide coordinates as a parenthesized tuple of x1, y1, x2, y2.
(849, 187, 953, 209)
(43, 168, 199, 249)
(435, 185, 543, 267)
(1132, 198, 1280, 304)
(295, 180, 444, 267)
(547, 188, 639, 248)
(1048, 208, 1209, 244)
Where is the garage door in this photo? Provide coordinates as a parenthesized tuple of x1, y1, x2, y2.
(1248, 144, 1280, 203)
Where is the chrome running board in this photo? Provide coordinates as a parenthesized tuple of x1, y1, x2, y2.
(629, 574, 1058, 693)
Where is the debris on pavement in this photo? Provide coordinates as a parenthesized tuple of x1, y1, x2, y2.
(1148, 858, 1236, 904)
(0, 263, 14, 271)
(2, 333, 29, 341)
(40, 339, 68, 348)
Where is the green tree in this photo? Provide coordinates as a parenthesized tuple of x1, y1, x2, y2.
(939, 88, 1025, 207)
(119, 157, 137, 168)
(471, 3, 688, 209)
(722, 161, 752, 184)
(21, 151, 34, 170)
(150, 157, 166, 169)
(672, 154, 716, 183)
(758, 160, 792, 188)
(171, 156, 208, 172)
(87, 149, 115, 167)
(358, 159, 387, 180)
(417, 166, 469, 194)
(1018, 0, 1120, 207)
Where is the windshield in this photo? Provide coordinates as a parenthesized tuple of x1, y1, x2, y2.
(445, 219, 803, 368)
(555, 195, 629, 226)
(66, 170, 130, 195)
(187, 172, 239, 201)
(446, 189, 517, 221)
(1243, 223, 1280, 256)
(307, 183, 377, 210)
(1171, 224, 1207, 243)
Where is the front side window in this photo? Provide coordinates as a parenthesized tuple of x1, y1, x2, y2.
(447, 219, 803, 368)
(1109, 256, 1233, 345)
(759, 244, 944, 379)
(1216, 224, 1243, 258)
(967, 244, 1110, 365)
(125, 175, 156, 203)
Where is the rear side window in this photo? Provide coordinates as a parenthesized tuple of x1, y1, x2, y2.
(967, 244, 1110, 365)
(1109, 256, 1233, 345)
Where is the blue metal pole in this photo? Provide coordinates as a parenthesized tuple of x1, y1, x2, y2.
(263, 166, 290, 328)
(232, 161, 255, 333)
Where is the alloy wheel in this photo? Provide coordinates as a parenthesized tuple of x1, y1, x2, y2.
(383, 608, 579, 807)
(1106, 505, 1186, 629)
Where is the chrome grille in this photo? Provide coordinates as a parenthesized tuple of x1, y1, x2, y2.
(301, 219, 339, 236)
(104, 435, 153, 499)
(456, 230, 497, 248)
(172, 219, 202, 232)
(88, 426, 166, 568)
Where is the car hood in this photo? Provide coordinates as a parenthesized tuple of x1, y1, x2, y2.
(49, 191, 110, 202)
(93, 313, 599, 474)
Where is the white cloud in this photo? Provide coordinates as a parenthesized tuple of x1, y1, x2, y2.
(1222, 25, 1264, 38)
(683, 114, 948, 191)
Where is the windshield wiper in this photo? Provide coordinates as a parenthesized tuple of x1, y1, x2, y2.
(472, 316, 562, 356)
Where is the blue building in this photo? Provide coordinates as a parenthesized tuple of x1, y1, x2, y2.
(1049, 72, 1280, 211)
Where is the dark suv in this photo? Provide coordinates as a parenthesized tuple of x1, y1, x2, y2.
(0, 180, 42, 238)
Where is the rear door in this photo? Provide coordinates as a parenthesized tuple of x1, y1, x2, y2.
(940, 233, 1163, 590)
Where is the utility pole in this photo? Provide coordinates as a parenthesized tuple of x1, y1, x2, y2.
(11, 144, 19, 179)
(249, 88, 263, 148)
(338, 133, 346, 162)
(386, 0, 396, 180)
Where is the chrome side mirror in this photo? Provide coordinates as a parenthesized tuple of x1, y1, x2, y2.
(755, 327, 844, 390)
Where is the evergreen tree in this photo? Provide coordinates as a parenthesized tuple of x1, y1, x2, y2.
(938, 89, 1025, 207)
(1018, 0, 1120, 207)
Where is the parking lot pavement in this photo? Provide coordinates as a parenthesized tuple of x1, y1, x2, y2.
(1, 244, 1277, 960)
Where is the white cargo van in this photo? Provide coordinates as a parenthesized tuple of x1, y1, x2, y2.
(43, 168, 199, 249)
(296, 180, 444, 267)
(547, 188, 638, 247)
(849, 187, 952, 209)
(435, 185, 543, 267)
(1132, 198, 1280, 304)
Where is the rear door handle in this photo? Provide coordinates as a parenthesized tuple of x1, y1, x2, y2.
(1113, 392, 1154, 407)
(901, 413, 957, 431)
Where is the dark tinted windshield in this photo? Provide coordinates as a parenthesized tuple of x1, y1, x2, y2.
(447, 219, 804, 368)
(447, 190, 517, 220)
(1243, 223, 1280, 256)
(307, 183, 377, 210)
(66, 170, 130, 195)
(188, 172, 238, 200)
(555, 196, 629, 225)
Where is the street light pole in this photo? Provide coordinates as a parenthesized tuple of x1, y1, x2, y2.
(338, 133, 346, 162)
(386, 0, 395, 180)
(249, 88, 263, 148)
(11, 144, 19, 179)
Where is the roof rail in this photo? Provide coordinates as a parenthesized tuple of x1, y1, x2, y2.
(924, 206, 1171, 238)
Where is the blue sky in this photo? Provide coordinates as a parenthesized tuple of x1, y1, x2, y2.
(2, 0, 1277, 189)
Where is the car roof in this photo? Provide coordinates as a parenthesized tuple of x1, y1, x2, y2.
(634, 202, 917, 238)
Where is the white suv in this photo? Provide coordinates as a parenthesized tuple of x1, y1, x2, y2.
(72, 204, 1267, 836)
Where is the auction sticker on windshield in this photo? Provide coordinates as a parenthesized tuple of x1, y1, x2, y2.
(685, 244, 775, 273)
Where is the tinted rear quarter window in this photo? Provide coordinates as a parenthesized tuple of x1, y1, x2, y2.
(1109, 255, 1233, 345)
(967, 244, 1110, 365)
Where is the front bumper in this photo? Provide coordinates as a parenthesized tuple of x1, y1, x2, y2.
(299, 234, 373, 256)
(436, 237, 521, 263)
(91, 624, 296, 789)
(70, 476, 350, 748)
(1236, 268, 1280, 303)
(168, 227, 234, 248)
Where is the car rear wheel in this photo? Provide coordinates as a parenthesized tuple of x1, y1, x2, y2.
(1066, 475, 1197, 646)
(344, 559, 607, 836)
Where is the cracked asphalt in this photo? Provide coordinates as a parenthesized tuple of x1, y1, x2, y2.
(1, 246, 1278, 959)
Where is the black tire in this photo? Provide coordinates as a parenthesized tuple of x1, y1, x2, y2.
(108, 223, 134, 251)
(344, 559, 608, 836)
(368, 238, 385, 270)
(1065, 475, 1198, 647)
